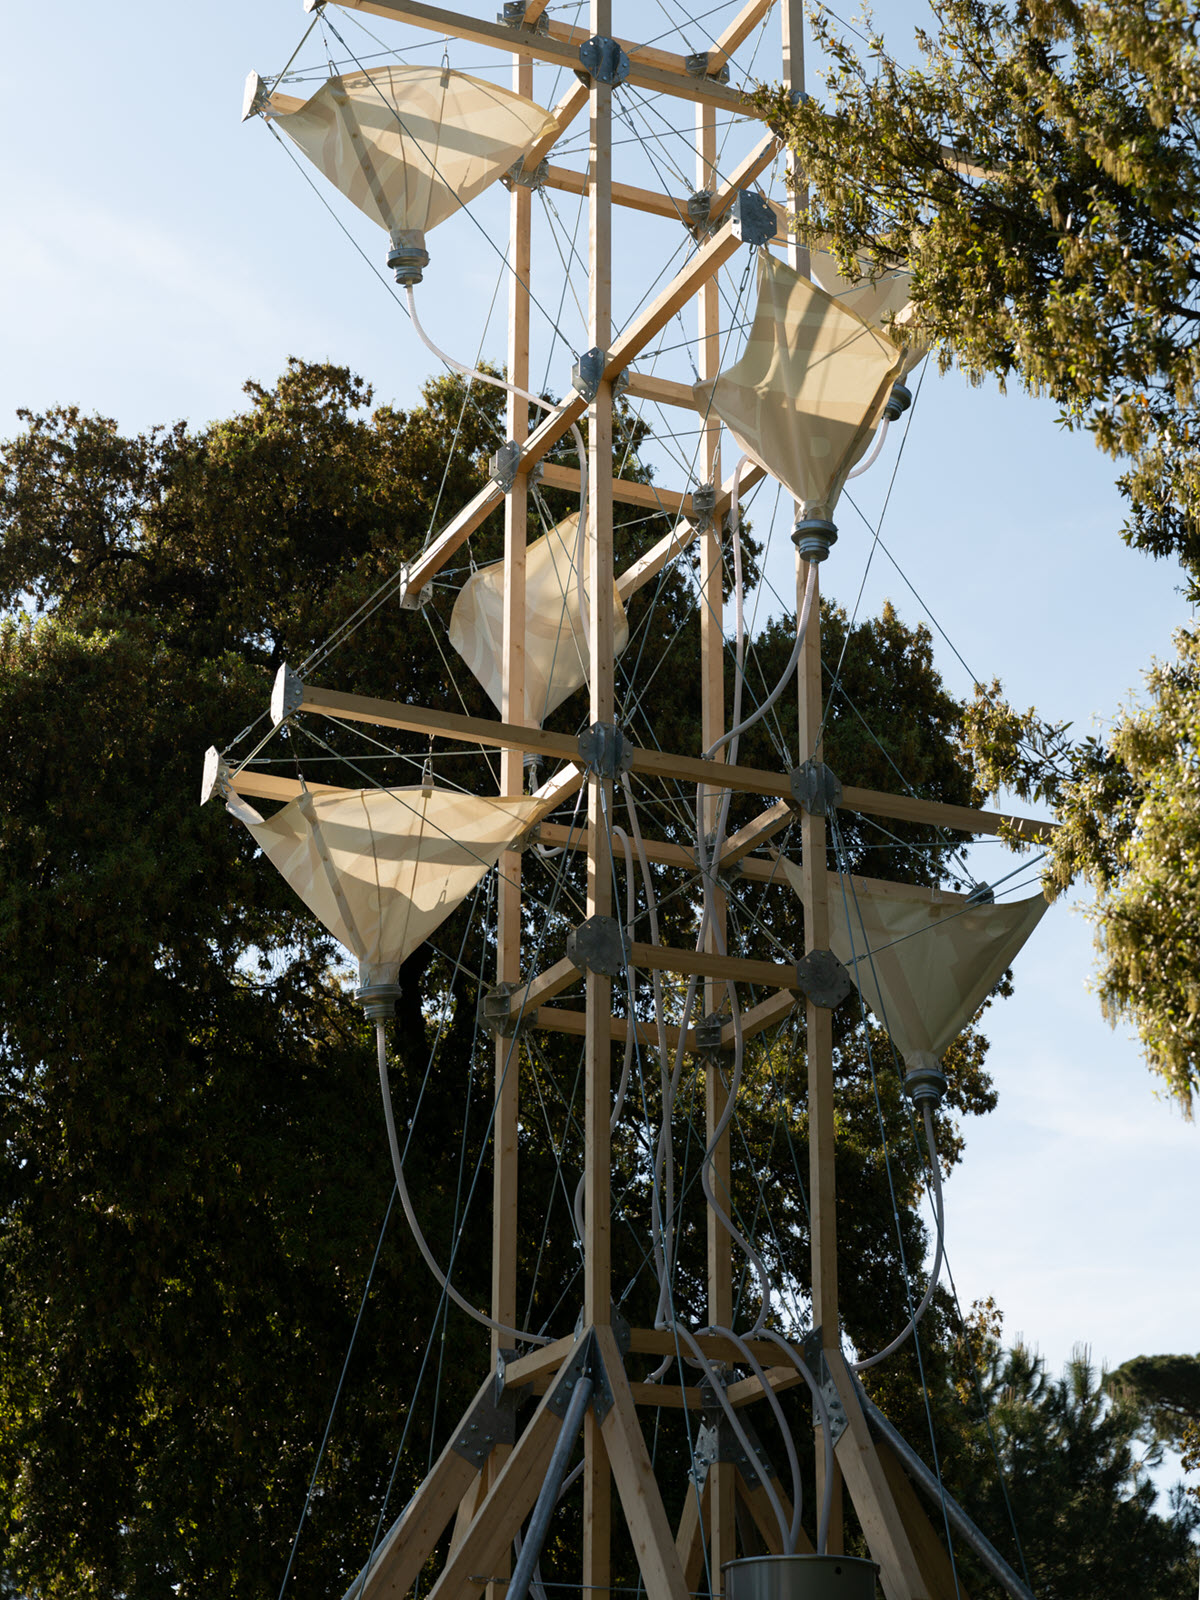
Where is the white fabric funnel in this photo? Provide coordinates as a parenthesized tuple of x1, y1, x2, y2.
(693, 253, 903, 520)
(263, 65, 555, 250)
(810, 251, 928, 382)
(781, 860, 1047, 1070)
(448, 512, 630, 725)
(229, 786, 542, 985)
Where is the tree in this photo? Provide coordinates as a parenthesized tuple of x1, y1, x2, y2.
(0, 359, 1030, 1596)
(758, 0, 1200, 574)
(938, 1323, 1200, 1598)
(1107, 1352, 1200, 1507)
(963, 630, 1200, 1110)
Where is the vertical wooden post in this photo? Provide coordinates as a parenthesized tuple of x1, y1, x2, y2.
(697, 97, 736, 1595)
(780, 0, 841, 1550)
(487, 41, 535, 1600)
(584, 3, 615, 1592)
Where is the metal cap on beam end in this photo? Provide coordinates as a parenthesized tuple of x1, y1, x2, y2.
(791, 516, 837, 563)
(566, 915, 627, 978)
(271, 664, 304, 728)
(903, 1054, 948, 1109)
(200, 746, 233, 806)
(354, 961, 402, 1022)
(242, 71, 271, 122)
(883, 380, 913, 422)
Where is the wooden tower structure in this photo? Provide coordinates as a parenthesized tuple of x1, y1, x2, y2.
(215, 0, 1056, 1595)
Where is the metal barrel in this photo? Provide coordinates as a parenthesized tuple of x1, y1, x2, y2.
(724, 1554, 880, 1600)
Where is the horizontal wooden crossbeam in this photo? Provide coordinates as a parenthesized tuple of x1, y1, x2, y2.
(539, 461, 697, 518)
(263, 679, 1057, 842)
(324, 0, 751, 112)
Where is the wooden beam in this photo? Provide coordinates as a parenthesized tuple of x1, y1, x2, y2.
(542, 163, 691, 225)
(709, 0, 776, 71)
(514, 955, 581, 1014)
(522, 80, 589, 173)
(271, 680, 1057, 837)
(628, 941, 796, 990)
(341, 1375, 493, 1600)
(726, 1365, 804, 1408)
(720, 799, 794, 866)
(720, 988, 795, 1047)
(529, 1006, 693, 1052)
(623, 371, 698, 410)
(627, 1328, 790, 1366)
(539, 459, 697, 518)
(709, 131, 783, 224)
(676, 1474, 710, 1595)
(596, 1324, 691, 1600)
(326, 0, 752, 112)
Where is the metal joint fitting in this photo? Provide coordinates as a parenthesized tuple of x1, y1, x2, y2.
(883, 380, 913, 422)
(577, 35, 630, 86)
(792, 516, 838, 563)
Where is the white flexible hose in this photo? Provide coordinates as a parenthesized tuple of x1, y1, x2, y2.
(405, 286, 592, 641)
(852, 1102, 945, 1372)
(671, 1321, 793, 1551)
(846, 416, 890, 480)
(375, 1022, 550, 1345)
(709, 1323, 805, 1551)
(758, 1329, 836, 1554)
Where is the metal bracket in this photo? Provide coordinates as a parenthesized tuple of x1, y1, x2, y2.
(570, 347, 628, 405)
(691, 480, 717, 530)
(241, 70, 271, 122)
(801, 1328, 849, 1446)
(684, 51, 731, 83)
(270, 663, 304, 727)
(452, 1378, 522, 1467)
(794, 948, 853, 1010)
(494, 1346, 534, 1408)
(694, 1012, 727, 1054)
(687, 188, 713, 238)
(200, 746, 233, 806)
(578, 721, 633, 777)
(479, 981, 521, 1038)
(577, 35, 631, 86)
(503, 155, 550, 190)
(398, 561, 432, 611)
(789, 759, 842, 817)
(489, 439, 523, 492)
(497, 0, 550, 29)
(549, 1329, 615, 1422)
(966, 881, 995, 906)
(730, 189, 778, 247)
(567, 915, 627, 979)
(691, 1401, 774, 1491)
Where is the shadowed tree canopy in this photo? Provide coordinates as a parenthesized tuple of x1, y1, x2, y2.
(0, 357, 1147, 1598)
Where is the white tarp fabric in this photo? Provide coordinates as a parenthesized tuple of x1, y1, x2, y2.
(780, 860, 1047, 1071)
(448, 513, 630, 725)
(809, 251, 928, 382)
(693, 253, 903, 520)
(228, 786, 542, 986)
(700, 254, 908, 518)
(263, 65, 556, 253)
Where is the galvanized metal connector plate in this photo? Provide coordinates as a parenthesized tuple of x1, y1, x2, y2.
(504, 155, 549, 190)
(489, 439, 523, 492)
(398, 561, 432, 611)
(691, 480, 717, 530)
(452, 1379, 521, 1466)
(578, 721, 633, 777)
(571, 348, 627, 403)
(271, 664, 304, 727)
(567, 915, 627, 979)
(794, 948, 853, 1011)
(694, 1012, 726, 1053)
(549, 1330, 614, 1422)
(497, 0, 549, 29)
(241, 70, 271, 121)
(479, 981, 520, 1038)
(687, 188, 713, 238)
(789, 759, 842, 817)
(684, 51, 731, 82)
(690, 1411, 774, 1490)
(801, 1327, 849, 1446)
(577, 34, 630, 85)
(730, 189, 778, 247)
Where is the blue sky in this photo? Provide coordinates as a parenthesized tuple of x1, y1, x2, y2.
(5, 0, 1196, 1482)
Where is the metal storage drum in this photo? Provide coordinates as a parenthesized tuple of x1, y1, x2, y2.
(724, 1554, 879, 1600)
